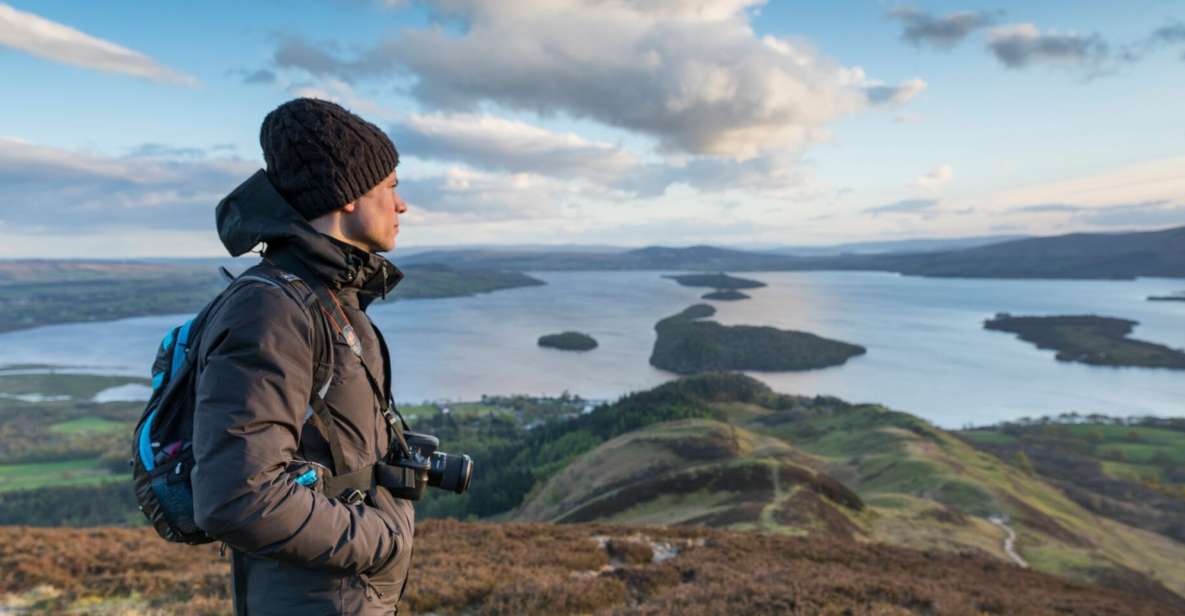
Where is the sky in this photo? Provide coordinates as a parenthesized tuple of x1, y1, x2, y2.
(0, 0, 1182, 258)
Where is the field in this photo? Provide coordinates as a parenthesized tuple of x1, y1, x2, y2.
(2, 521, 1182, 615)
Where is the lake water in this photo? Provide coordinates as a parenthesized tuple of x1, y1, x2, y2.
(0, 271, 1181, 428)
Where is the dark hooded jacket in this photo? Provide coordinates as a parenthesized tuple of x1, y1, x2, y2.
(191, 169, 414, 615)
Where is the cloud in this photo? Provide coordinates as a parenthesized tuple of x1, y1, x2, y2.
(1008, 199, 1184, 228)
(914, 164, 953, 192)
(1121, 20, 1185, 62)
(864, 78, 928, 105)
(399, 165, 605, 222)
(272, 34, 399, 84)
(1012, 203, 1082, 214)
(1080, 201, 1184, 227)
(864, 198, 940, 216)
(267, 0, 921, 159)
(241, 68, 276, 84)
(888, 7, 1001, 50)
(390, 113, 638, 184)
(986, 23, 1108, 69)
(0, 3, 197, 86)
(0, 138, 253, 232)
(390, 111, 818, 198)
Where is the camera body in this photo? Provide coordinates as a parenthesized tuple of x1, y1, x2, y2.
(382, 430, 473, 501)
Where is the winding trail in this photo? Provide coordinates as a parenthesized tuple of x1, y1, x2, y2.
(989, 515, 1028, 568)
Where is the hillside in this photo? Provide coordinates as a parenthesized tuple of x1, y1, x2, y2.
(516, 419, 864, 538)
(874, 225, 1185, 279)
(2, 522, 1181, 615)
(3, 371, 1184, 610)
(507, 374, 1185, 603)
(0, 260, 544, 333)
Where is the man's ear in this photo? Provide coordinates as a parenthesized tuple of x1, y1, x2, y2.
(341, 201, 357, 213)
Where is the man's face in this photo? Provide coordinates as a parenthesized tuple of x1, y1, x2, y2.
(342, 170, 406, 253)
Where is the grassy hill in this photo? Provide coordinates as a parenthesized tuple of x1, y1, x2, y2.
(505, 374, 1185, 603)
(516, 419, 863, 539)
(2, 522, 1181, 615)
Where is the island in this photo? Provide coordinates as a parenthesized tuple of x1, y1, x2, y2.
(983, 314, 1185, 369)
(661, 272, 766, 290)
(649, 304, 865, 374)
(701, 289, 750, 301)
(537, 331, 598, 351)
(0, 260, 545, 333)
(1147, 293, 1185, 302)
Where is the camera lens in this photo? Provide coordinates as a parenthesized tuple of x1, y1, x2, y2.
(428, 452, 473, 494)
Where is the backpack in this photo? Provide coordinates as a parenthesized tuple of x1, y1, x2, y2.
(131, 262, 334, 545)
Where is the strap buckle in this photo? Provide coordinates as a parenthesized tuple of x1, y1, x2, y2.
(339, 488, 365, 505)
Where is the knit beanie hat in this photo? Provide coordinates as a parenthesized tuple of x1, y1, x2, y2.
(259, 97, 399, 220)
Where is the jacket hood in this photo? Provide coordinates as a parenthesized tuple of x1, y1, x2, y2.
(215, 169, 403, 308)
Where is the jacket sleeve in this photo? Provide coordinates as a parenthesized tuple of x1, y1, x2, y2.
(190, 282, 401, 574)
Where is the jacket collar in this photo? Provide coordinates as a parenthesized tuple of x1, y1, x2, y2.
(215, 169, 403, 310)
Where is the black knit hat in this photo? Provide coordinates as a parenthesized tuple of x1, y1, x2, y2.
(259, 97, 399, 220)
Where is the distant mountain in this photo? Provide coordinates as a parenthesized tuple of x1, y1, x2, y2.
(872, 225, 1185, 279)
(755, 234, 1031, 256)
(397, 225, 1185, 279)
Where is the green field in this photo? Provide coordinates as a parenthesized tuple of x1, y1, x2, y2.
(48, 417, 128, 435)
(0, 373, 150, 400)
(0, 458, 119, 492)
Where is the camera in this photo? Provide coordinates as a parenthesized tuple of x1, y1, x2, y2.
(380, 430, 473, 500)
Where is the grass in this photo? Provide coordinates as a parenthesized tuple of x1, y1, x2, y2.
(0, 373, 149, 400)
(47, 417, 127, 435)
(960, 429, 1019, 446)
(0, 458, 118, 492)
(5, 522, 1183, 616)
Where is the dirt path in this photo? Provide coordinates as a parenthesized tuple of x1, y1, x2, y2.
(989, 515, 1028, 568)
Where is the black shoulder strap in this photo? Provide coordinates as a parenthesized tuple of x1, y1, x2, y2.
(369, 318, 409, 433)
(222, 264, 342, 470)
(259, 258, 413, 463)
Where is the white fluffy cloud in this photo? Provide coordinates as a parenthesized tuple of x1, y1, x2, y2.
(0, 3, 197, 86)
(272, 0, 925, 161)
(391, 113, 638, 184)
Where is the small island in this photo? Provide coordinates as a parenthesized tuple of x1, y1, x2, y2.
(538, 331, 598, 351)
(701, 289, 750, 301)
(649, 304, 865, 374)
(662, 272, 766, 290)
(1147, 293, 1185, 302)
(983, 313, 1185, 370)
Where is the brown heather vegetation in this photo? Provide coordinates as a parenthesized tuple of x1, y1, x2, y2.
(2, 521, 1182, 615)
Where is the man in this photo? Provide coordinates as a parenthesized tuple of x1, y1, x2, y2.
(191, 97, 413, 615)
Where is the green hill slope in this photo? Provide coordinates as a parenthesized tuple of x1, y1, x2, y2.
(517, 419, 863, 538)
(512, 373, 1185, 602)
